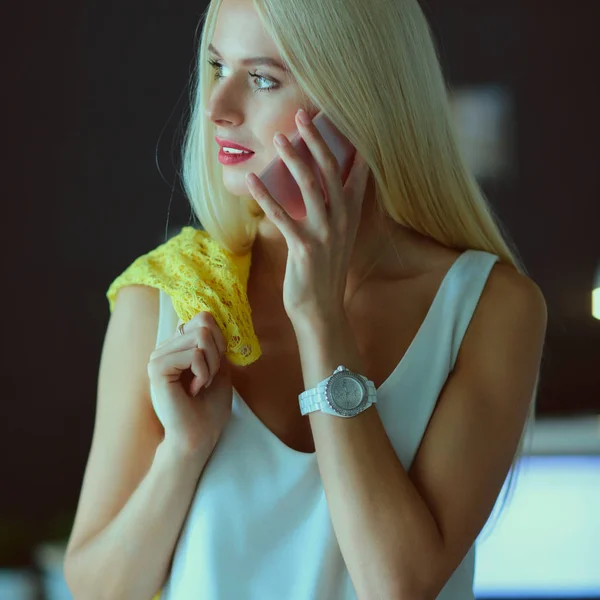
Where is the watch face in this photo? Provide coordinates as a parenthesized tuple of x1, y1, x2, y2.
(326, 372, 368, 416)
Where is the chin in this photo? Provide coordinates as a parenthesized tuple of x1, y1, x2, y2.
(222, 174, 252, 198)
(221, 177, 264, 217)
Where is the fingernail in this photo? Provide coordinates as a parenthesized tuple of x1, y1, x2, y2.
(297, 109, 311, 125)
(274, 132, 288, 147)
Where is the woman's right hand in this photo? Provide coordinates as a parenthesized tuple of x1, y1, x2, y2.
(147, 311, 233, 458)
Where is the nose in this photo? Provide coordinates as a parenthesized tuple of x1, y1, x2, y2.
(205, 76, 244, 125)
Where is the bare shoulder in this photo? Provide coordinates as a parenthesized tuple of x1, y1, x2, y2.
(482, 261, 547, 323)
(109, 284, 161, 336)
(459, 259, 548, 369)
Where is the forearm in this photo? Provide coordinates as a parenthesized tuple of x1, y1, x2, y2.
(294, 316, 444, 600)
(64, 442, 210, 600)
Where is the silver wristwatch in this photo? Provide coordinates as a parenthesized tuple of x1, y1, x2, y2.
(298, 365, 377, 418)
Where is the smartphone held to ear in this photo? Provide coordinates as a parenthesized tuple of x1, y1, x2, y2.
(257, 111, 356, 220)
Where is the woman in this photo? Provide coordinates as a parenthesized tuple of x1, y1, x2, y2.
(63, 0, 547, 598)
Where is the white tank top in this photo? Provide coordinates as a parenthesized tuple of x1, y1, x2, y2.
(152, 249, 500, 599)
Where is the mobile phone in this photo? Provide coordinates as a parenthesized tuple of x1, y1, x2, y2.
(257, 111, 356, 220)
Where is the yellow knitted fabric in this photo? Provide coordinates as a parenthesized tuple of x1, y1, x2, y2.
(106, 226, 261, 366)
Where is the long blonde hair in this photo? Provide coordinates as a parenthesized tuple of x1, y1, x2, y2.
(181, 0, 537, 534)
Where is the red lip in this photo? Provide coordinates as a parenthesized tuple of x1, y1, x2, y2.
(215, 136, 254, 153)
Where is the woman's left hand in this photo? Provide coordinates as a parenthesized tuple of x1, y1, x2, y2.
(245, 108, 371, 328)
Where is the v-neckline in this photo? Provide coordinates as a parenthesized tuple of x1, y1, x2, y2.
(232, 250, 471, 459)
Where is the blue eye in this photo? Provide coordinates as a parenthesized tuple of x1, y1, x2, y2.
(207, 59, 279, 93)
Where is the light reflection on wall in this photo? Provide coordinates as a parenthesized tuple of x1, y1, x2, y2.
(593, 262, 600, 321)
(449, 85, 516, 184)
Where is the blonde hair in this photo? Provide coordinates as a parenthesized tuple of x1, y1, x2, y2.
(181, 0, 537, 532)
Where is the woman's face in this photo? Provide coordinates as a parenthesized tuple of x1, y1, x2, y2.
(205, 0, 316, 198)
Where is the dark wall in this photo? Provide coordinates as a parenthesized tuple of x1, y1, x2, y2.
(3, 0, 598, 566)
(425, 1, 600, 411)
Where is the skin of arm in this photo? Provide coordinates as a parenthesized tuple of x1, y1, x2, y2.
(64, 286, 215, 600)
(64, 441, 211, 600)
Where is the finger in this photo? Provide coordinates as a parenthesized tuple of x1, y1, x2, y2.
(159, 317, 222, 388)
(273, 128, 328, 228)
(189, 347, 212, 393)
(246, 171, 301, 245)
(294, 110, 338, 224)
(186, 311, 228, 356)
(197, 332, 221, 387)
(151, 323, 211, 360)
(148, 347, 209, 391)
(152, 312, 226, 359)
(153, 326, 221, 385)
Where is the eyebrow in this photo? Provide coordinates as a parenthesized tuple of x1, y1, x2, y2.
(208, 43, 290, 73)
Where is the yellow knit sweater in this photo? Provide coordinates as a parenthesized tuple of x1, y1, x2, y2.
(106, 226, 261, 366)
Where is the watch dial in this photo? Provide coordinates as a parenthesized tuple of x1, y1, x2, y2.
(329, 375, 365, 410)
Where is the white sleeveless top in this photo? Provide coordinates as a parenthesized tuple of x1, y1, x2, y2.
(151, 249, 500, 600)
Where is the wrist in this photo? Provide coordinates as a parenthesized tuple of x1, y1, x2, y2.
(290, 309, 349, 340)
(156, 437, 213, 470)
(292, 312, 366, 390)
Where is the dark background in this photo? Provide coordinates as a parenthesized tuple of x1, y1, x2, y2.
(2, 0, 599, 569)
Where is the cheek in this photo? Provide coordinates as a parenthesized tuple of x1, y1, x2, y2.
(261, 111, 301, 149)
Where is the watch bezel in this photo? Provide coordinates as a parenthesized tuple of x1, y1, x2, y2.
(324, 370, 369, 416)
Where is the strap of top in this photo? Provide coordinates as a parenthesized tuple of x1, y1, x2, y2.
(156, 289, 180, 348)
(448, 250, 500, 369)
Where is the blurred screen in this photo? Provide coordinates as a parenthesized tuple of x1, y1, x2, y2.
(474, 455, 600, 598)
